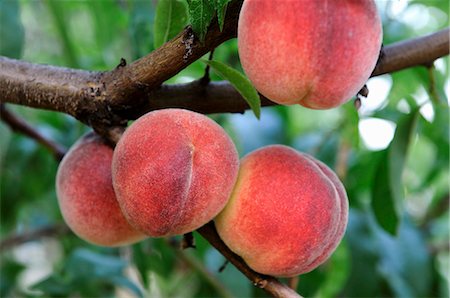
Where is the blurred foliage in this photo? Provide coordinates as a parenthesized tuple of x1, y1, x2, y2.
(0, 0, 449, 297)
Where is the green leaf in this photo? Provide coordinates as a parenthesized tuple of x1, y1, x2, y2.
(0, 0, 24, 58)
(371, 150, 399, 234)
(153, 0, 188, 49)
(187, 0, 215, 42)
(342, 102, 360, 148)
(388, 107, 420, 202)
(371, 108, 420, 234)
(214, 0, 231, 31)
(203, 59, 261, 119)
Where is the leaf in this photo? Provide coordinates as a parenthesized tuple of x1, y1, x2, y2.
(0, 0, 24, 58)
(187, 0, 215, 42)
(371, 108, 420, 234)
(214, 0, 231, 31)
(388, 107, 420, 202)
(371, 150, 399, 234)
(153, 0, 188, 49)
(342, 102, 360, 148)
(203, 59, 261, 119)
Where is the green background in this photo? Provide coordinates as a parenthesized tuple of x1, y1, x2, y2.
(1, 0, 449, 297)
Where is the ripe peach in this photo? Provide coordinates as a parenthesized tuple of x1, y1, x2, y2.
(56, 133, 146, 246)
(238, 0, 382, 109)
(112, 109, 239, 237)
(215, 145, 348, 277)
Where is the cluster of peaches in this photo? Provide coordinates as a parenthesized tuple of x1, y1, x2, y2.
(56, 0, 382, 278)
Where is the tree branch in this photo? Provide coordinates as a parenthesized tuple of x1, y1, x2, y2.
(0, 0, 243, 135)
(0, 16, 447, 126)
(0, 104, 67, 160)
(372, 28, 450, 76)
(197, 222, 303, 298)
(0, 224, 71, 251)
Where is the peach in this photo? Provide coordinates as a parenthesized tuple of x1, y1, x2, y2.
(215, 145, 348, 277)
(238, 0, 382, 109)
(112, 109, 239, 237)
(56, 133, 146, 246)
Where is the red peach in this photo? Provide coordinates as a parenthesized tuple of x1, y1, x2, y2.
(56, 133, 146, 246)
(215, 145, 348, 277)
(238, 0, 382, 109)
(112, 109, 239, 237)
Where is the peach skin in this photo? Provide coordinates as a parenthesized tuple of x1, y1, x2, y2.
(56, 132, 146, 246)
(215, 145, 348, 277)
(238, 0, 382, 109)
(112, 109, 239, 237)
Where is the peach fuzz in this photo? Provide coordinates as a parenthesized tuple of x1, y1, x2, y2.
(238, 0, 382, 109)
(112, 109, 239, 237)
(55, 133, 146, 246)
(215, 145, 348, 277)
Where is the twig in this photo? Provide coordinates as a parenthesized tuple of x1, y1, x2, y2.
(218, 259, 229, 273)
(181, 232, 196, 249)
(287, 277, 300, 291)
(371, 27, 449, 76)
(0, 224, 71, 252)
(426, 64, 440, 103)
(428, 241, 450, 255)
(0, 104, 67, 161)
(200, 50, 215, 85)
(335, 140, 351, 180)
(421, 194, 449, 228)
(197, 222, 303, 298)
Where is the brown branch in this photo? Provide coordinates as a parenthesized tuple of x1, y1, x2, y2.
(0, 104, 67, 160)
(197, 222, 303, 298)
(372, 28, 450, 76)
(287, 277, 300, 291)
(0, 224, 71, 252)
(0, 21, 447, 129)
(0, 0, 243, 138)
(102, 0, 242, 109)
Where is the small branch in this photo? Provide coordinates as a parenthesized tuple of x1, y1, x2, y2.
(287, 277, 300, 291)
(428, 241, 450, 255)
(0, 224, 71, 252)
(197, 222, 303, 298)
(421, 194, 449, 227)
(0, 104, 67, 160)
(200, 50, 215, 85)
(426, 64, 440, 103)
(372, 27, 449, 76)
(335, 139, 351, 180)
(181, 232, 196, 249)
(218, 259, 229, 273)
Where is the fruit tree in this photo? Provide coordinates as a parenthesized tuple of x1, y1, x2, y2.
(1, 0, 449, 297)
